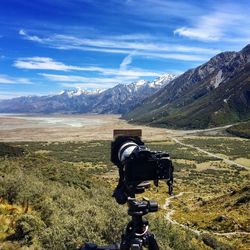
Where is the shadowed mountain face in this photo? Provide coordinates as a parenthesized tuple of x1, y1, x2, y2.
(0, 74, 176, 114)
(124, 44, 250, 129)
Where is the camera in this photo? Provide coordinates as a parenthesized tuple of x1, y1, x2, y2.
(81, 129, 173, 250)
(111, 129, 174, 204)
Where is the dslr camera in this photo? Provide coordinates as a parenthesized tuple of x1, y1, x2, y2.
(111, 129, 174, 204)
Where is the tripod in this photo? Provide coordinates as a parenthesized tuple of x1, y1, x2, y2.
(119, 197, 159, 250)
(81, 196, 159, 250)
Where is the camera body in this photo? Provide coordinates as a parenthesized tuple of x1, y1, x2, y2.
(124, 146, 173, 184)
(111, 130, 174, 204)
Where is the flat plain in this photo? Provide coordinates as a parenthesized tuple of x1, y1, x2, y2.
(0, 114, 169, 142)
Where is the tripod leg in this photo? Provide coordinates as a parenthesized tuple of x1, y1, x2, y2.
(131, 238, 143, 250)
(120, 234, 143, 250)
(120, 233, 131, 250)
(147, 234, 159, 250)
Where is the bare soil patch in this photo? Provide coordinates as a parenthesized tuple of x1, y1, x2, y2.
(0, 114, 168, 142)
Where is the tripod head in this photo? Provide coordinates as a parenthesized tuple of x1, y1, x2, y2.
(114, 181, 159, 250)
(124, 181, 158, 216)
(127, 197, 158, 216)
(118, 195, 159, 250)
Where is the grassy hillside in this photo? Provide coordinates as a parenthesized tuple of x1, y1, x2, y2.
(226, 121, 250, 139)
(0, 142, 212, 250)
(0, 137, 249, 249)
(124, 55, 250, 129)
(174, 186, 250, 232)
(0, 142, 127, 249)
(147, 137, 250, 249)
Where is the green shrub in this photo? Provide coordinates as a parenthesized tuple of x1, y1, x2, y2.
(226, 121, 250, 139)
(14, 214, 46, 246)
(201, 233, 233, 250)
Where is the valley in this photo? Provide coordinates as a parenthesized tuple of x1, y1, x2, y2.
(1, 1, 249, 249)
(0, 114, 169, 142)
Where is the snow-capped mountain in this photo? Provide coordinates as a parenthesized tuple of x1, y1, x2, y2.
(90, 77, 171, 114)
(149, 73, 177, 88)
(124, 44, 250, 128)
(58, 88, 104, 98)
(0, 74, 176, 114)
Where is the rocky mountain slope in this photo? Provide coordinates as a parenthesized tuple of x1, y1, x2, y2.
(0, 74, 176, 114)
(124, 44, 250, 129)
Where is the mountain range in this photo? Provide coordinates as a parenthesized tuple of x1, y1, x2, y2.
(124, 44, 250, 128)
(0, 74, 176, 114)
(0, 44, 249, 129)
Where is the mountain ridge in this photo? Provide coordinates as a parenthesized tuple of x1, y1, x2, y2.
(0, 74, 176, 114)
(123, 44, 250, 129)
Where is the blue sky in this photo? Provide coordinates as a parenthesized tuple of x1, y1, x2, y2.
(0, 0, 249, 99)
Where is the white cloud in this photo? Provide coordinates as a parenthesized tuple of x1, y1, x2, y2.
(122, 0, 250, 44)
(0, 91, 44, 100)
(120, 54, 133, 70)
(14, 57, 71, 71)
(39, 73, 144, 90)
(19, 30, 218, 61)
(19, 29, 44, 43)
(19, 29, 26, 36)
(0, 74, 32, 84)
(136, 52, 207, 61)
(174, 27, 218, 41)
(174, 12, 227, 41)
(14, 57, 160, 77)
(40, 73, 139, 84)
(174, 9, 250, 42)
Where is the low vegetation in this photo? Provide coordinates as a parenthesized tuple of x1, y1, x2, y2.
(181, 137, 250, 162)
(0, 136, 249, 249)
(226, 121, 250, 139)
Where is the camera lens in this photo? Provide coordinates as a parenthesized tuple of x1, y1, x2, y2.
(118, 141, 138, 162)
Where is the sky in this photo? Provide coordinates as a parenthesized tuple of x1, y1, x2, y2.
(0, 0, 249, 99)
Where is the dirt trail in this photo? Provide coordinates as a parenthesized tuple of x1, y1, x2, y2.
(163, 192, 250, 237)
(163, 192, 201, 236)
(169, 136, 250, 171)
(165, 124, 233, 136)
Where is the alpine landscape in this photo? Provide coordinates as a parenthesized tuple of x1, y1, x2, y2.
(0, 1, 249, 250)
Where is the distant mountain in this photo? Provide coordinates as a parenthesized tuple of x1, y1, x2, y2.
(90, 75, 176, 114)
(0, 90, 98, 114)
(124, 44, 250, 129)
(0, 74, 176, 114)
